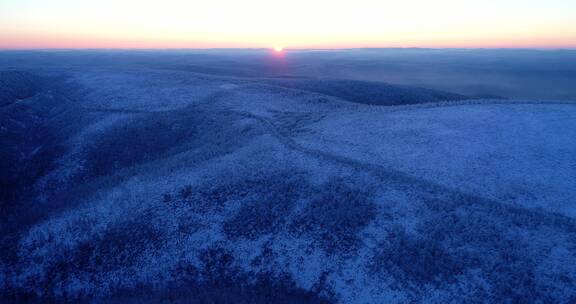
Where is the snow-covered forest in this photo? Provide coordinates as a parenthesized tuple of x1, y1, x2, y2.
(1, 49, 576, 303)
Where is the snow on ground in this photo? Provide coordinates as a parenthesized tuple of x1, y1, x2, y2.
(294, 102, 576, 217)
(1, 60, 576, 303)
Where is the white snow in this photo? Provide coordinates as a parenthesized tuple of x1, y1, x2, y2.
(3, 62, 576, 303)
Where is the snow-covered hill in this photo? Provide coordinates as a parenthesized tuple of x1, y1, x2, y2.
(1, 61, 576, 303)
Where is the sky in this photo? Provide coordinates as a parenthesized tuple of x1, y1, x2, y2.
(1, 0, 575, 49)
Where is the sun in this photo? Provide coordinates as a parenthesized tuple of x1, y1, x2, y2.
(274, 46, 284, 52)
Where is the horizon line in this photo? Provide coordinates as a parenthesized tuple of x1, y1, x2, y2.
(1, 46, 576, 51)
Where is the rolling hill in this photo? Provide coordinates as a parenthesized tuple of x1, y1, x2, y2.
(1, 57, 576, 303)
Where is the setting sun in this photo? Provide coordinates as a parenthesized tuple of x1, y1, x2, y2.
(274, 46, 283, 52)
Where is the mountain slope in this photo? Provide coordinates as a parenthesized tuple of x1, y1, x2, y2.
(259, 77, 472, 105)
(1, 68, 576, 303)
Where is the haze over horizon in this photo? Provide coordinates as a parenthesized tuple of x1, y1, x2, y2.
(1, 0, 575, 49)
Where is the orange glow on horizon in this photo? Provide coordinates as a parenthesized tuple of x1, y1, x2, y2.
(1, 26, 575, 50)
(1, 29, 575, 50)
(1, 38, 575, 50)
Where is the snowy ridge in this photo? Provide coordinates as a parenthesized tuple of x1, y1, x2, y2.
(1, 64, 576, 303)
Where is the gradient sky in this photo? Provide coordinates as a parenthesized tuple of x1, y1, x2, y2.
(1, 0, 575, 49)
